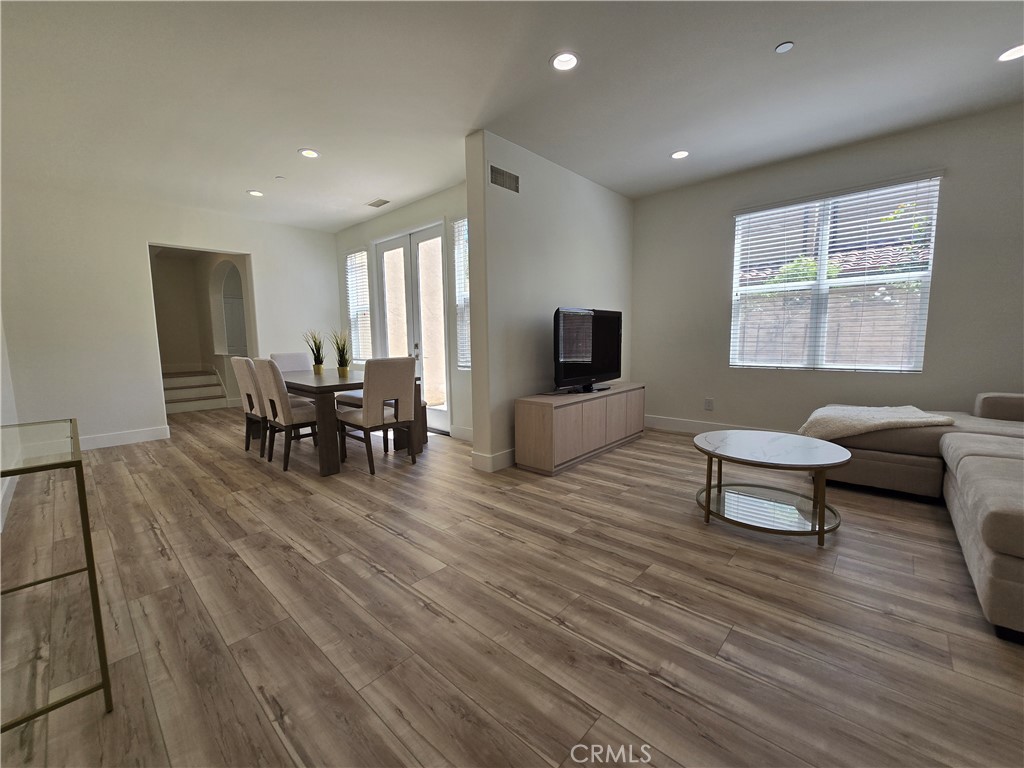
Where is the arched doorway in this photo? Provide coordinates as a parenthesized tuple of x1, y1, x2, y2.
(221, 264, 247, 355)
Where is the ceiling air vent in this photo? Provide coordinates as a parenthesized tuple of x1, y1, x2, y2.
(490, 165, 520, 193)
(366, 198, 390, 208)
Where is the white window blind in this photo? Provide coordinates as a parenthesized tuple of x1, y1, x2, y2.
(453, 218, 471, 369)
(346, 251, 372, 361)
(730, 177, 941, 372)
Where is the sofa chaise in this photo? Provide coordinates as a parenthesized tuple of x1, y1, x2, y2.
(826, 393, 1024, 636)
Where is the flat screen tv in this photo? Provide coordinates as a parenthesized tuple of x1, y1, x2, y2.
(553, 307, 622, 392)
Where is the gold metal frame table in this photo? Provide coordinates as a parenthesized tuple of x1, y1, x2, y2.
(693, 430, 852, 546)
(1, 418, 113, 732)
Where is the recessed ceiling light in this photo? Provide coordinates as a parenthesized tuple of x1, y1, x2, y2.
(671, 150, 690, 160)
(775, 41, 795, 54)
(298, 148, 320, 158)
(247, 189, 264, 197)
(998, 44, 1024, 62)
(551, 51, 578, 71)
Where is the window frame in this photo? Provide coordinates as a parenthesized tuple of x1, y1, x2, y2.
(729, 178, 941, 373)
(345, 250, 373, 363)
(452, 217, 471, 370)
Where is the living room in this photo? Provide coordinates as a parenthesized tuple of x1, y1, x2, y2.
(2, 2, 1022, 767)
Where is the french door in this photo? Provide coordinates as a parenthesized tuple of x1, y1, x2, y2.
(374, 224, 450, 432)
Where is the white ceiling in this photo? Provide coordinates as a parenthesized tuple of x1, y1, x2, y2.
(3, 2, 1022, 233)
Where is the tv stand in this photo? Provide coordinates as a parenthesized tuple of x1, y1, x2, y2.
(515, 383, 645, 475)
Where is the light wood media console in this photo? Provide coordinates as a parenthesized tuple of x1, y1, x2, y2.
(514, 382, 645, 475)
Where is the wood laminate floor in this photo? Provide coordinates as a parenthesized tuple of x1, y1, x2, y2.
(2, 408, 1022, 767)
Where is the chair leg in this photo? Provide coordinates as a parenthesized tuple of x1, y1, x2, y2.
(383, 428, 389, 454)
(338, 424, 348, 461)
(312, 425, 319, 447)
(283, 428, 294, 472)
(267, 426, 277, 462)
(259, 419, 268, 458)
(364, 428, 375, 475)
(244, 418, 253, 451)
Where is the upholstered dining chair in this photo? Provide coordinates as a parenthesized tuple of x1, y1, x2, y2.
(336, 356, 417, 475)
(230, 356, 268, 457)
(252, 358, 319, 471)
(270, 351, 312, 372)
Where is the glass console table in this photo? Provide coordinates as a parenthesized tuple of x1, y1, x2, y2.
(1, 418, 112, 732)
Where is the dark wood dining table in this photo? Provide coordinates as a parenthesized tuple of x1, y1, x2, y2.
(282, 368, 424, 476)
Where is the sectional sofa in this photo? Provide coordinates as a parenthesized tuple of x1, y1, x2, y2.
(830, 393, 1024, 636)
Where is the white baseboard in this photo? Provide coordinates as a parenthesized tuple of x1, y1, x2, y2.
(471, 447, 515, 472)
(644, 413, 759, 435)
(80, 425, 171, 450)
(449, 425, 472, 443)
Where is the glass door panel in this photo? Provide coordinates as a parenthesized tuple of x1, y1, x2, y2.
(413, 232, 449, 430)
(374, 226, 451, 434)
(380, 243, 410, 357)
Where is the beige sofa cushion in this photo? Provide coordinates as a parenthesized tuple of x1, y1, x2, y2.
(974, 392, 1024, 422)
(837, 411, 1024, 457)
(941, 433, 1024, 474)
(951, 456, 1024, 559)
(946, 469, 1024, 630)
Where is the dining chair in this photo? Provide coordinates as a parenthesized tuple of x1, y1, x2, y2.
(270, 351, 312, 371)
(336, 389, 363, 407)
(336, 356, 417, 475)
(252, 358, 319, 471)
(269, 351, 319, 445)
(229, 356, 268, 457)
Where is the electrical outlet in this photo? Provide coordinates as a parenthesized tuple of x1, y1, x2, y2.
(704, 397, 714, 412)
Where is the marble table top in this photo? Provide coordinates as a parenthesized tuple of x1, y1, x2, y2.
(693, 430, 852, 470)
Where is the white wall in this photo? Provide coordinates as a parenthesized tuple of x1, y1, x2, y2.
(633, 104, 1024, 434)
(466, 131, 633, 471)
(2, 182, 339, 448)
(150, 254, 204, 372)
(335, 183, 474, 442)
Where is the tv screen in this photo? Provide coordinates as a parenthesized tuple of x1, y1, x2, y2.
(553, 308, 622, 392)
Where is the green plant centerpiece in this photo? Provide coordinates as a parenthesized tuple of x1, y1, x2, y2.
(303, 329, 326, 374)
(330, 329, 351, 375)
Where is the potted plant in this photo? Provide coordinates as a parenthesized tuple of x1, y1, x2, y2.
(303, 330, 326, 374)
(331, 329, 351, 375)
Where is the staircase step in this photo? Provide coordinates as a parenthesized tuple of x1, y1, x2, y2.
(163, 373, 219, 388)
(166, 397, 230, 414)
(165, 384, 224, 401)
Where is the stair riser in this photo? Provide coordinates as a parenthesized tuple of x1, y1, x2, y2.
(165, 385, 224, 401)
(166, 398, 230, 414)
(164, 374, 219, 388)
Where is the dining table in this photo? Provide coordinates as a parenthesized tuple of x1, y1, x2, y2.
(282, 368, 425, 476)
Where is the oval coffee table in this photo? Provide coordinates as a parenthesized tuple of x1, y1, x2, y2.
(693, 430, 852, 546)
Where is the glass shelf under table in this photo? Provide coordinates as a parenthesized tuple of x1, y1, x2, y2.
(1, 418, 82, 475)
(696, 483, 841, 537)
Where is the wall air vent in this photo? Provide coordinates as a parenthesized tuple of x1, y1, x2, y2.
(490, 165, 520, 193)
(366, 198, 390, 208)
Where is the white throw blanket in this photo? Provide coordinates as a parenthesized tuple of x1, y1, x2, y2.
(798, 404, 955, 441)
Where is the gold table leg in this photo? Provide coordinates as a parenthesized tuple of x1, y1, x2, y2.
(703, 455, 713, 523)
(813, 469, 827, 547)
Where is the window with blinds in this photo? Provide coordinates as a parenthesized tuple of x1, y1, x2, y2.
(453, 218, 471, 369)
(730, 177, 941, 372)
(345, 251, 372, 361)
